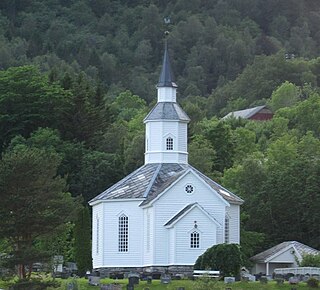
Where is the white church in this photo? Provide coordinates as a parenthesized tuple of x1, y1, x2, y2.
(89, 43, 243, 276)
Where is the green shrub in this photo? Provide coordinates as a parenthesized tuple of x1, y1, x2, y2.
(307, 277, 319, 288)
(9, 279, 60, 290)
(194, 243, 243, 277)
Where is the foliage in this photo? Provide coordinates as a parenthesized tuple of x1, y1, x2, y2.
(267, 81, 300, 112)
(0, 66, 72, 151)
(0, 146, 79, 279)
(300, 253, 320, 267)
(74, 207, 92, 276)
(194, 244, 243, 277)
(9, 279, 60, 290)
(307, 277, 319, 288)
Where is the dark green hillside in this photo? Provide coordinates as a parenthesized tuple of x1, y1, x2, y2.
(0, 0, 319, 274)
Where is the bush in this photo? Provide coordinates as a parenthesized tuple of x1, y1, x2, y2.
(194, 243, 243, 277)
(9, 279, 60, 290)
(307, 277, 319, 288)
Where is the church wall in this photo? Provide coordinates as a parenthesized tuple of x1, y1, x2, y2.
(153, 171, 226, 265)
(178, 123, 187, 152)
(92, 203, 104, 268)
(226, 204, 240, 244)
(174, 206, 217, 265)
(143, 207, 154, 266)
(95, 200, 144, 268)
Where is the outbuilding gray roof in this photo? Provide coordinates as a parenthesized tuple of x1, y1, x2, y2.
(144, 102, 190, 122)
(251, 241, 320, 263)
(222, 105, 267, 120)
(89, 163, 243, 205)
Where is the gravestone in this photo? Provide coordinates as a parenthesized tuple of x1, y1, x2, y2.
(289, 276, 299, 285)
(88, 276, 100, 286)
(128, 273, 139, 285)
(224, 277, 235, 284)
(161, 274, 171, 284)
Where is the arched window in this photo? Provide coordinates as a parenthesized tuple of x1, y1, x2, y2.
(166, 137, 173, 150)
(225, 216, 230, 243)
(190, 231, 200, 248)
(118, 214, 128, 252)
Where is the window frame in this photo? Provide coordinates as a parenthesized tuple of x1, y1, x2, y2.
(190, 230, 200, 249)
(118, 214, 129, 252)
(166, 136, 174, 150)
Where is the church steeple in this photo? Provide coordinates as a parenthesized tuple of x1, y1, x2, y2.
(144, 40, 190, 164)
(157, 41, 177, 88)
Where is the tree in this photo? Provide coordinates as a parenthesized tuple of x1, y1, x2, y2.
(194, 244, 243, 277)
(268, 81, 300, 112)
(300, 253, 320, 267)
(0, 66, 72, 151)
(188, 135, 216, 177)
(0, 146, 78, 279)
(74, 206, 92, 276)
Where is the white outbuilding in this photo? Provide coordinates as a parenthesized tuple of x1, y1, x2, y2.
(251, 241, 320, 276)
(89, 42, 243, 276)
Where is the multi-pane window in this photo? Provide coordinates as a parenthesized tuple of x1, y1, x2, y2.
(225, 216, 230, 243)
(166, 137, 173, 150)
(190, 231, 200, 248)
(118, 214, 128, 252)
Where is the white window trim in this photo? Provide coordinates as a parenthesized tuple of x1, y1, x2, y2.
(118, 214, 129, 252)
(225, 214, 230, 244)
(190, 230, 200, 249)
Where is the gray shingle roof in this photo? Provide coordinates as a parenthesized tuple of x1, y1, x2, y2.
(251, 241, 320, 263)
(144, 102, 190, 122)
(164, 203, 197, 226)
(222, 105, 267, 120)
(89, 163, 243, 205)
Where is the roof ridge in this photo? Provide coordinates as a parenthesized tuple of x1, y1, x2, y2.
(143, 163, 162, 198)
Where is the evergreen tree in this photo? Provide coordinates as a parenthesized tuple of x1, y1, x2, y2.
(74, 206, 92, 276)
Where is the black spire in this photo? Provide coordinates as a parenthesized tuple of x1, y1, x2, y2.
(157, 39, 177, 88)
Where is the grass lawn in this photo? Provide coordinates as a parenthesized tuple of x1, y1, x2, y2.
(0, 277, 317, 290)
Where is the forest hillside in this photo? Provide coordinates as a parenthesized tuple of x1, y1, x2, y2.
(0, 0, 320, 265)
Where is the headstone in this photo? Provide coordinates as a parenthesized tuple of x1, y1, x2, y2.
(161, 274, 171, 284)
(128, 273, 139, 285)
(224, 277, 235, 284)
(88, 276, 100, 286)
(289, 276, 299, 285)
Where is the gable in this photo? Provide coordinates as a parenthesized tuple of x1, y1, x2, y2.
(164, 203, 221, 228)
(149, 169, 230, 208)
(268, 246, 297, 263)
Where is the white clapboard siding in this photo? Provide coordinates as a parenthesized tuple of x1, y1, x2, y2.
(145, 120, 188, 164)
(226, 204, 240, 244)
(143, 207, 154, 266)
(178, 122, 187, 152)
(94, 200, 144, 268)
(153, 171, 226, 265)
(92, 203, 104, 268)
(173, 206, 217, 265)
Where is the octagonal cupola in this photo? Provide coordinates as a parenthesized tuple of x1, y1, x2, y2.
(144, 42, 190, 164)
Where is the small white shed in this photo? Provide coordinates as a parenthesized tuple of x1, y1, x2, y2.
(250, 241, 320, 275)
